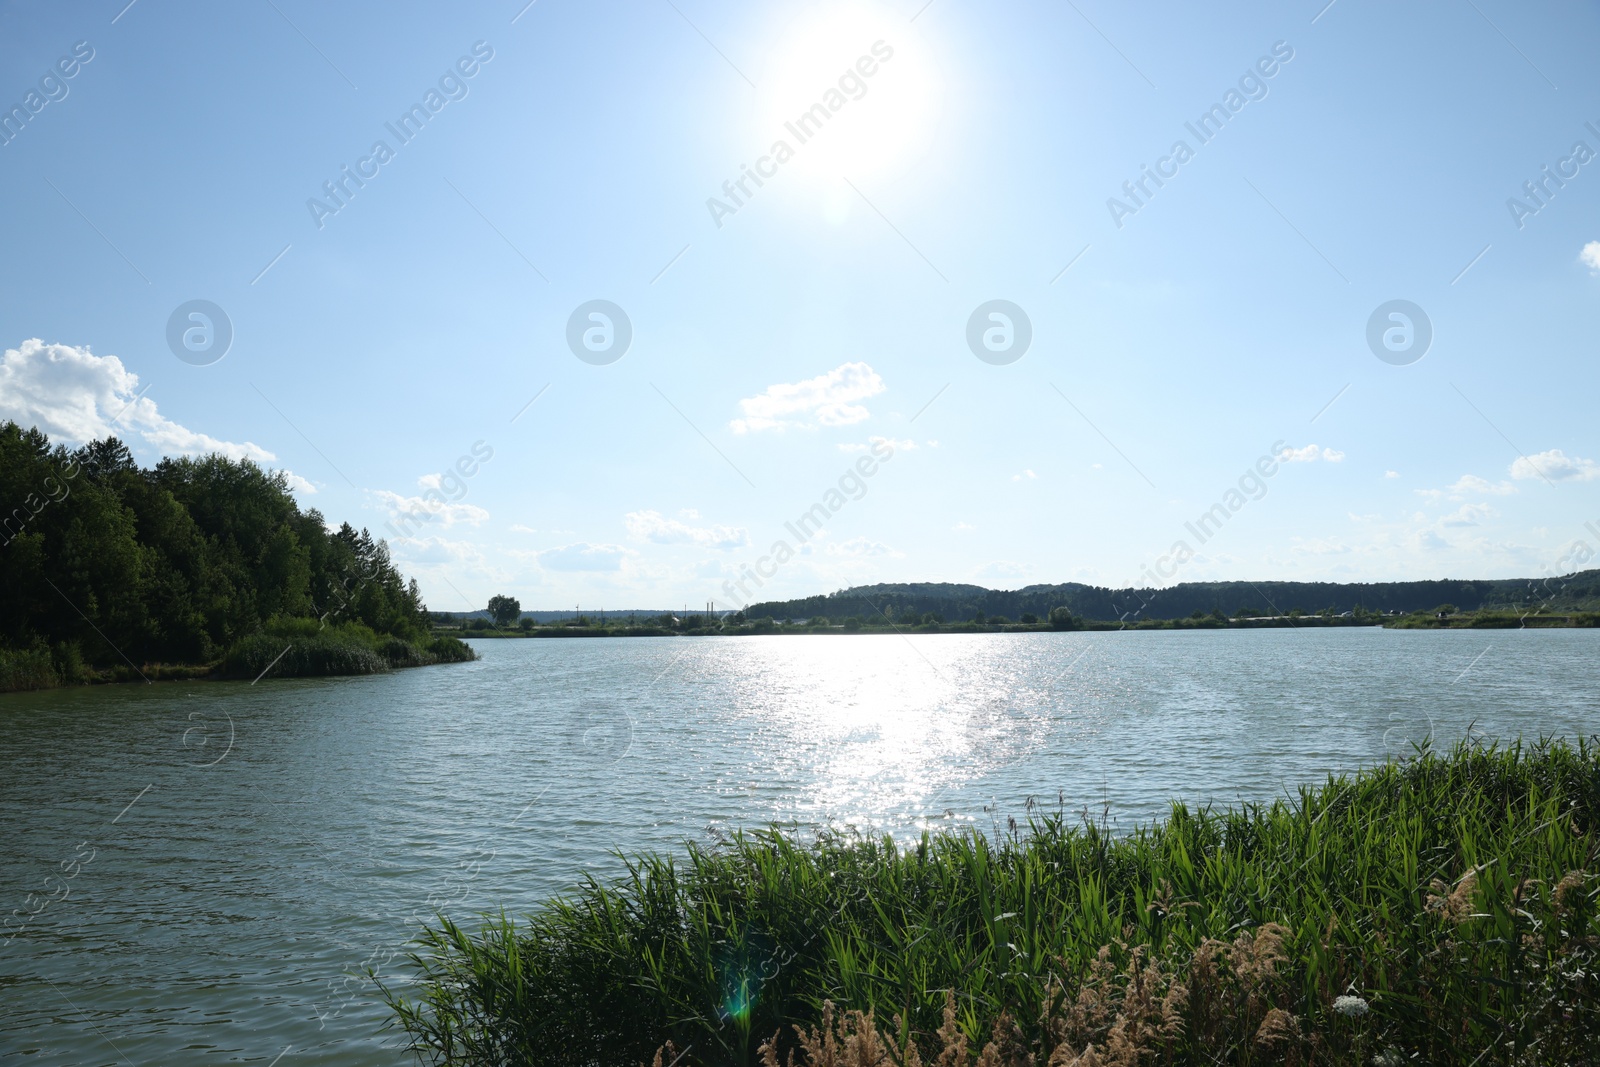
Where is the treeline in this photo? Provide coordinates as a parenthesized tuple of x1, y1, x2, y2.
(0, 422, 471, 690)
(746, 573, 1600, 625)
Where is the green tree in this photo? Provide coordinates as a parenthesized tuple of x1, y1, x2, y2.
(1048, 606, 1077, 630)
(487, 595, 521, 627)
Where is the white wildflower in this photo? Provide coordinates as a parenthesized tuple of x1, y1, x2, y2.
(1334, 993, 1370, 1017)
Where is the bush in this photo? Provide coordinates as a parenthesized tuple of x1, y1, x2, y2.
(50, 640, 90, 684)
(428, 635, 477, 663)
(222, 632, 387, 679)
(0, 645, 59, 692)
(1019, 613, 1038, 625)
(1048, 606, 1077, 630)
(378, 637, 426, 668)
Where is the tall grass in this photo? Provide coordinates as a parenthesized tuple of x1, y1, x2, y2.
(222, 619, 476, 679)
(383, 739, 1598, 1066)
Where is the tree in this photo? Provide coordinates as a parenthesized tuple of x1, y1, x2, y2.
(1020, 612, 1038, 625)
(1048, 606, 1077, 630)
(487, 594, 521, 627)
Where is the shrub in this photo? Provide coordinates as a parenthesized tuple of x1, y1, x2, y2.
(222, 632, 386, 679)
(49, 640, 90, 684)
(378, 637, 426, 668)
(0, 645, 59, 692)
(428, 635, 477, 663)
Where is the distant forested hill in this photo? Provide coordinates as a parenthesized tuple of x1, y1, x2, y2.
(745, 572, 1600, 624)
(1, 421, 470, 689)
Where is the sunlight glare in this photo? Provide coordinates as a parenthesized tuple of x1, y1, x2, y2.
(756, 2, 941, 187)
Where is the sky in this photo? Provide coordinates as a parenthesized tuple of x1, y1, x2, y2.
(1, 0, 1598, 613)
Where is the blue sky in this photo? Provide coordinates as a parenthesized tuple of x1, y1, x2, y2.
(2, 0, 1597, 612)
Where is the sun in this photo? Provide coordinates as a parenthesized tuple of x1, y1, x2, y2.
(755, 2, 941, 186)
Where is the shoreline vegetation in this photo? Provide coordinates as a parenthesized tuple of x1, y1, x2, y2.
(383, 739, 1598, 1066)
(441, 605, 1600, 640)
(0, 423, 474, 694)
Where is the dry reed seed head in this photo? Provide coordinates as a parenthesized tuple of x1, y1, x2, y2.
(1553, 869, 1588, 914)
(976, 1011, 1033, 1067)
(933, 990, 970, 1067)
(1060, 1046, 1102, 1067)
(1253, 1007, 1301, 1051)
(1444, 870, 1481, 923)
(1100, 1017, 1144, 1067)
(1158, 981, 1188, 1041)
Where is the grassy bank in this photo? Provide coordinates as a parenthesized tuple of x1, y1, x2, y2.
(437, 615, 1389, 640)
(1388, 610, 1600, 630)
(0, 619, 475, 692)
(383, 739, 1598, 1066)
(221, 618, 476, 680)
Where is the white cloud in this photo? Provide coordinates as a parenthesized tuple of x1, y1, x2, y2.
(388, 535, 486, 564)
(839, 436, 913, 453)
(1416, 529, 1449, 551)
(1449, 474, 1515, 496)
(953, 522, 975, 531)
(730, 362, 885, 433)
(1278, 444, 1342, 463)
(624, 509, 748, 550)
(1384, 470, 1400, 479)
(973, 560, 1029, 585)
(1291, 537, 1352, 555)
(0, 338, 273, 462)
(1511, 449, 1600, 483)
(826, 536, 900, 557)
(1442, 503, 1496, 527)
(536, 542, 630, 572)
(371, 489, 490, 527)
(1581, 241, 1600, 272)
(1417, 474, 1518, 502)
(282, 471, 317, 494)
(1011, 469, 1037, 481)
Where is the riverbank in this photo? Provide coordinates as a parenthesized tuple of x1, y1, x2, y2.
(385, 738, 1597, 1066)
(1389, 610, 1599, 629)
(0, 621, 475, 693)
(440, 608, 1599, 640)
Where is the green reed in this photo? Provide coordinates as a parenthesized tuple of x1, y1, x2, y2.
(382, 738, 1598, 1066)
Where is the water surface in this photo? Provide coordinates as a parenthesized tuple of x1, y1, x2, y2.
(2, 628, 1596, 1063)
